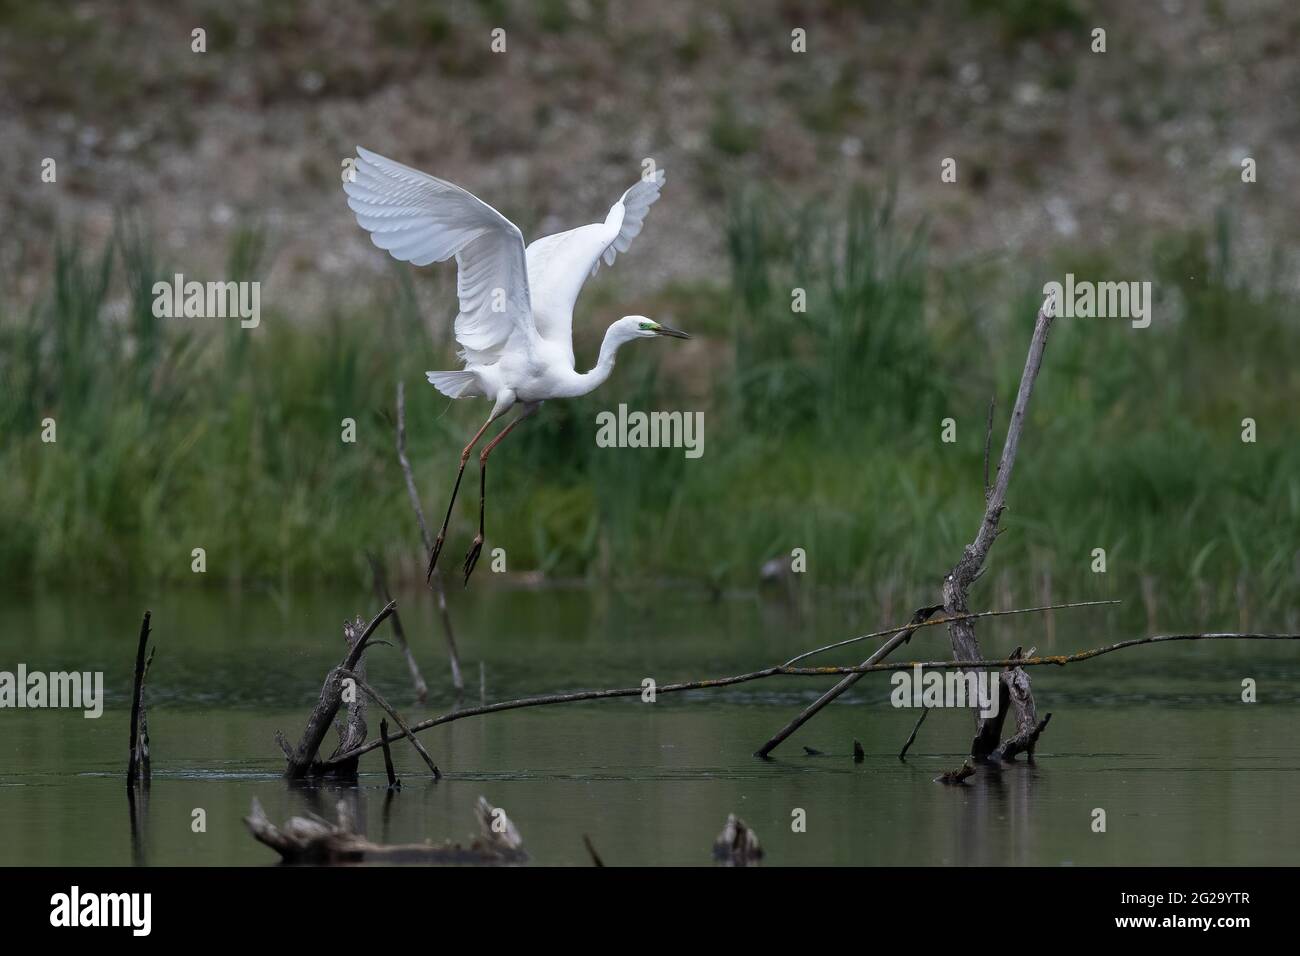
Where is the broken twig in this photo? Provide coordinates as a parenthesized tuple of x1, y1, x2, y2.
(898, 706, 929, 761)
(379, 718, 400, 790)
(367, 552, 428, 703)
(397, 381, 464, 694)
(754, 604, 944, 758)
(339, 667, 441, 779)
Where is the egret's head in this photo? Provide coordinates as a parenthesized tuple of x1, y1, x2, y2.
(620, 315, 691, 341)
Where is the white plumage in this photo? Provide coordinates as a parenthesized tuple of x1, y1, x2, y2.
(342, 146, 688, 584)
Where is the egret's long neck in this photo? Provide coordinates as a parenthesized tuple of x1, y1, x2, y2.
(575, 325, 629, 396)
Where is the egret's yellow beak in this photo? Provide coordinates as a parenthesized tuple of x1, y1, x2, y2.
(654, 323, 691, 339)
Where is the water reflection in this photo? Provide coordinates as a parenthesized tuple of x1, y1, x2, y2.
(0, 586, 1297, 865)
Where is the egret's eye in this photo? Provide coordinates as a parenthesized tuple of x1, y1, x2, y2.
(638, 321, 657, 331)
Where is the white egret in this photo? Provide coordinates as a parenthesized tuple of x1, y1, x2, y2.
(343, 147, 688, 585)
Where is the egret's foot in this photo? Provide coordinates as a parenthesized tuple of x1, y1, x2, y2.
(426, 533, 446, 581)
(462, 534, 484, 587)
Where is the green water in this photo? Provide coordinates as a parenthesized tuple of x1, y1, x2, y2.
(1, 586, 1297, 866)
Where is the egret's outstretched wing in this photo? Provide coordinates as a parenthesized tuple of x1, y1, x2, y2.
(343, 146, 534, 363)
(525, 170, 666, 363)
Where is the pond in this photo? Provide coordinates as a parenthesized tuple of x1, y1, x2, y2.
(1, 585, 1297, 866)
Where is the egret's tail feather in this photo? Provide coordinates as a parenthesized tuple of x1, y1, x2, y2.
(426, 370, 482, 399)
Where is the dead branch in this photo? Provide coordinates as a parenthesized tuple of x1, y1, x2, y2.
(397, 381, 464, 693)
(583, 834, 605, 866)
(139, 645, 155, 781)
(898, 706, 929, 760)
(126, 610, 153, 789)
(752, 299, 1059, 758)
(339, 667, 440, 779)
(378, 718, 400, 790)
(944, 300, 1055, 759)
(367, 552, 428, 704)
(781, 599, 1117, 667)
(244, 795, 525, 865)
(983, 394, 996, 498)
(319, 630, 1299, 771)
(328, 618, 368, 764)
(754, 604, 943, 759)
(937, 760, 976, 785)
(280, 601, 396, 779)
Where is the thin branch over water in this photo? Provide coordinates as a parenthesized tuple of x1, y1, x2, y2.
(320, 631, 1300, 770)
(781, 599, 1119, 667)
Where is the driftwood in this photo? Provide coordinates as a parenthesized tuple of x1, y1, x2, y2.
(937, 760, 976, 785)
(126, 611, 155, 789)
(713, 815, 763, 866)
(397, 381, 464, 694)
(244, 796, 526, 865)
(280, 602, 395, 779)
(319, 630, 1300, 771)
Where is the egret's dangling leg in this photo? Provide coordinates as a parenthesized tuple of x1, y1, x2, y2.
(463, 402, 541, 586)
(426, 411, 501, 582)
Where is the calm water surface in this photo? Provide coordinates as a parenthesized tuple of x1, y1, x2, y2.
(1, 586, 1297, 866)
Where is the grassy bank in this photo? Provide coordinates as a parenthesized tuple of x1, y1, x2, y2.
(2, 197, 1297, 624)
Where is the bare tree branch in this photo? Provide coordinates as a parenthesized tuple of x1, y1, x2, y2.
(367, 551, 427, 703)
(781, 599, 1117, 667)
(340, 667, 441, 779)
(281, 601, 396, 779)
(397, 381, 464, 693)
(898, 706, 929, 760)
(319, 631, 1300, 770)
(754, 605, 942, 759)
(126, 610, 152, 789)
(983, 394, 996, 499)
(944, 300, 1055, 759)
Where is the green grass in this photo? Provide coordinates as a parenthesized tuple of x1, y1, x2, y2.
(2, 195, 1298, 627)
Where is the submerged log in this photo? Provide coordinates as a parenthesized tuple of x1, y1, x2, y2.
(244, 796, 526, 865)
(937, 759, 976, 785)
